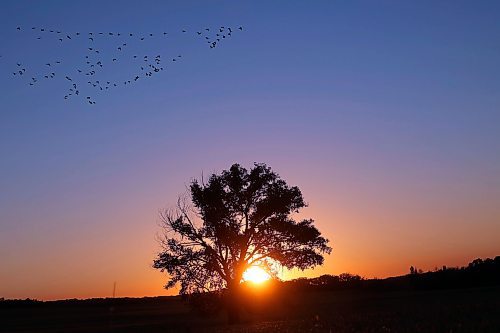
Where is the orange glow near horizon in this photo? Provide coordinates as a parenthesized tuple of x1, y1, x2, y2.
(243, 266, 271, 284)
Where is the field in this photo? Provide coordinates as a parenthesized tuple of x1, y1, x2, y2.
(2, 286, 499, 332)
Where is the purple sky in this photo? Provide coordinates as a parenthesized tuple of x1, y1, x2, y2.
(0, 0, 499, 300)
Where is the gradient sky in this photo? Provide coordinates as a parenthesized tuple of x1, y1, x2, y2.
(1, 1, 499, 300)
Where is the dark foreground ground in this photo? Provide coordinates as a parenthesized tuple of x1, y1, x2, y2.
(2, 286, 499, 333)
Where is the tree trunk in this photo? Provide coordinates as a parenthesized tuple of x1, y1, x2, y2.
(226, 276, 243, 324)
(227, 297, 240, 324)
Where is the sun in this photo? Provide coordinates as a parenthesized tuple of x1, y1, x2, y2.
(242, 266, 271, 284)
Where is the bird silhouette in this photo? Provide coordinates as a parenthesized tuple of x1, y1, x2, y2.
(10, 24, 245, 104)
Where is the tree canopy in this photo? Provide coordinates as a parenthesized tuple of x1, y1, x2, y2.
(153, 163, 331, 295)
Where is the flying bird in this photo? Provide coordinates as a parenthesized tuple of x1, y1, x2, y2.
(10, 23, 244, 105)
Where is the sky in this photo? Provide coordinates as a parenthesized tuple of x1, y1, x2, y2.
(0, 0, 499, 300)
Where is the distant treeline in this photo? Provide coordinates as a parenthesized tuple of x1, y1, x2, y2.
(0, 295, 178, 308)
(282, 256, 500, 291)
(1, 256, 499, 307)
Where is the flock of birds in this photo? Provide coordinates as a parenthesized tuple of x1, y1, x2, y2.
(10, 25, 244, 105)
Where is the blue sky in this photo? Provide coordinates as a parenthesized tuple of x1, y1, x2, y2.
(1, 1, 499, 299)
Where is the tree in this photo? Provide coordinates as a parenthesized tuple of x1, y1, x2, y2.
(153, 163, 331, 322)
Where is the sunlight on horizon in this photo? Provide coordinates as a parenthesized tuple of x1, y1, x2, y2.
(242, 266, 271, 284)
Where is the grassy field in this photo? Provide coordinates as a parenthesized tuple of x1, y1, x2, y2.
(2, 286, 499, 332)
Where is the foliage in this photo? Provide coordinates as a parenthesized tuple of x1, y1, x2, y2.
(153, 163, 331, 295)
(281, 256, 500, 292)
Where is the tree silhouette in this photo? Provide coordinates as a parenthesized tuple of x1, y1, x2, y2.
(153, 163, 331, 322)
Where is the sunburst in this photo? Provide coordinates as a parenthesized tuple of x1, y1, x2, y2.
(242, 266, 270, 284)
